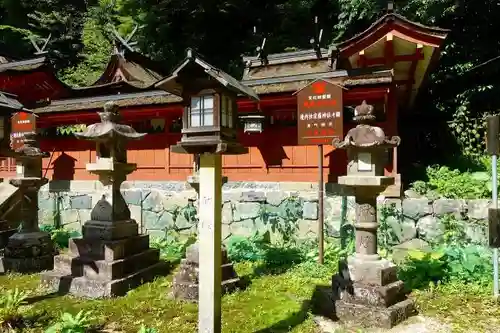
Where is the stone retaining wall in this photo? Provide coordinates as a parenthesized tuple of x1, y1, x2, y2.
(37, 181, 491, 246)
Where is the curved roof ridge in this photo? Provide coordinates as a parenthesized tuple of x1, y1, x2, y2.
(336, 12, 449, 55)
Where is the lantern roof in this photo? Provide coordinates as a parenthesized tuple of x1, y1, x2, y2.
(75, 101, 146, 141)
(333, 101, 401, 149)
(156, 48, 259, 101)
(0, 91, 26, 111)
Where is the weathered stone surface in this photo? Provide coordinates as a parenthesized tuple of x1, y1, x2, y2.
(433, 199, 465, 216)
(171, 243, 240, 302)
(341, 281, 405, 307)
(70, 195, 92, 210)
(157, 211, 174, 230)
(303, 201, 318, 220)
(336, 298, 416, 329)
(416, 215, 444, 243)
(122, 190, 142, 206)
(60, 209, 80, 225)
(240, 191, 266, 202)
(347, 256, 397, 286)
(35, 180, 500, 248)
(142, 191, 164, 212)
(385, 216, 416, 243)
(233, 202, 260, 221)
(222, 202, 233, 224)
(38, 194, 55, 210)
(402, 199, 432, 219)
(392, 239, 431, 264)
(467, 199, 491, 220)
(266, 191, 287, 206)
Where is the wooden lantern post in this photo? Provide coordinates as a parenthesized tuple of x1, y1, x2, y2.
(155, 48, 259, 333)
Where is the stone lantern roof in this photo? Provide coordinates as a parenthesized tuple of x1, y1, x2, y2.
(333, 101, 400, 149)
(74, 101, 146, 141)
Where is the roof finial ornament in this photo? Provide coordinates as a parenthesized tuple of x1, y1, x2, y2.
(29, 34, 52, 55)
(387, 1, 395, 13)
(354, 100, 376, 123)
(253, 26, 269, 66)
(111, 24, 143, 54)
(310, 16, 324, 59)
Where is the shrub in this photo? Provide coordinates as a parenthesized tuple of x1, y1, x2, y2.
(398, 245, 492, 290)
(409, 163, 494, 199)
(150, 230, 197, 262)
(40, 224, 81, 249)
(0, 288, 29, 330)
(45, 311, 94, 333)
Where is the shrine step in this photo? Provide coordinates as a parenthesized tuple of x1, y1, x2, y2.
(171, 277, 241, 302)
(68, 234, 150, 261)
(53, 248, 160, 281)
(41, 260, 170, 298)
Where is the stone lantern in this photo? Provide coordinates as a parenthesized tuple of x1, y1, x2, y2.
(331, 100, 415, 328)
(2, 132, 55, 273)
(156, 48, 259, 331)
(41, 101, 168, 298)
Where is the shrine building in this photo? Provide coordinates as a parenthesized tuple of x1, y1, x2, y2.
(0, 10, 449, 197)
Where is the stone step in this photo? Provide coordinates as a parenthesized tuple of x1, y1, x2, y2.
(336, 297, 416, 329)
(68, 234, 150, 261)
(53, 248, 160, 281)
(342, 280, 406, 307)
(41, 260, 170, 298)
(171, 277, 241, 302)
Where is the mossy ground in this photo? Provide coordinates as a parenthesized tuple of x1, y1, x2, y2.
(1, 261, 499, 333)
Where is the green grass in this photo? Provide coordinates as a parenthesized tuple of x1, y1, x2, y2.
(0, 261, 333, 333)
(414, 282, 500, 332)
(2, 261, 500, 333)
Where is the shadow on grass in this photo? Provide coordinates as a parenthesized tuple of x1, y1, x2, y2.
(25, 292, 61, 305)
(254, 285, 336, 333)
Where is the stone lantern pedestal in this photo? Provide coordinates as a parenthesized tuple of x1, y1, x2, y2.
(2, 133, 55, 273)
(330, 102, 415, 329)
(171, 157, 240, 301)
(41, 102, 168, 297)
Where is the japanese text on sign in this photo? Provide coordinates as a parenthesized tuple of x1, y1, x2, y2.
(296, 79, 343, 146)
(10, 111, 36, 150)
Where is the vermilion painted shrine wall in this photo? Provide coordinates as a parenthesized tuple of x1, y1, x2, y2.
(38, 120, 395, 183)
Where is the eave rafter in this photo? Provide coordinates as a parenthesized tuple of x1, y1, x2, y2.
(340, 12, 448, 107)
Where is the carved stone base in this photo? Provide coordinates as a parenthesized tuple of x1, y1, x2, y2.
(82, 219, 139, 241)
(2, 231, 55, 273)
(171, 242, 240, 302)
(336, 298, 416, 329)
(333, 254, 416, 329)
(41, 234, 169, 298)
